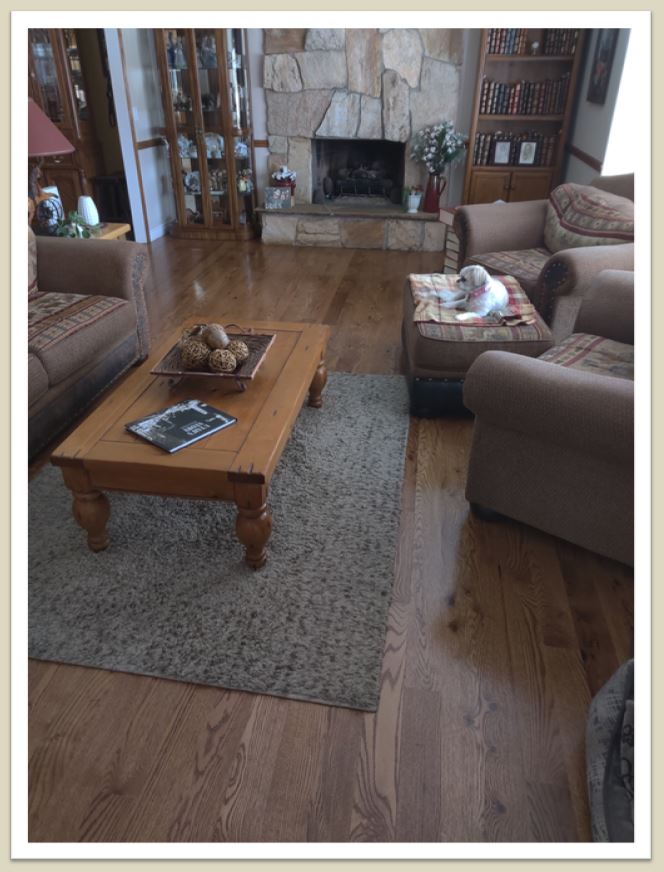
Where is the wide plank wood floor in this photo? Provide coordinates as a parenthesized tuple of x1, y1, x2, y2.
(28, 237, 634, 842)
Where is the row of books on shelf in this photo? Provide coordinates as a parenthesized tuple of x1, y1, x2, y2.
(479, 73, 570, 116)
(473, 131, 557, 168)
(486, 28, 578, 56)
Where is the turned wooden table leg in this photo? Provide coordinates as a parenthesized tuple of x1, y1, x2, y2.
(234, 484, 272, 569)
(308, 359, 328, 408)
(61, 467, 111, 552)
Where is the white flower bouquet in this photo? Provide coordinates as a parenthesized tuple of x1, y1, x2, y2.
(410, 122, 467, 174)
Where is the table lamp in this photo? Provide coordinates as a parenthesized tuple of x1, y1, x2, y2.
(28, 98, 75, 231)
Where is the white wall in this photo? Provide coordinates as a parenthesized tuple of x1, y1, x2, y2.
(564, 29, 630, 185)
(120, 28, 176, 240)
(448, 28, 481, 206)
(247, 29, 269, 196)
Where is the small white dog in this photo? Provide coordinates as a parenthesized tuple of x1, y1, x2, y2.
(442, 265, 509, 321)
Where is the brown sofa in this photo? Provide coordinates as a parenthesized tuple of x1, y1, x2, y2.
(463, 269, 634, 565)
(453, 174, 634, 343)
(28, 231, 151, 459)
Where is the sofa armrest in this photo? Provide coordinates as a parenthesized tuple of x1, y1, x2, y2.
(463, 351, 633, 465)
(454, 199, 548, 265)
(36, 237, 151, 359)
(575, 270, 634, 344)
(534, 243, 634, 342)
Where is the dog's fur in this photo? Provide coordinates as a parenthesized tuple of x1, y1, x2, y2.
(441, 265, 509, 321)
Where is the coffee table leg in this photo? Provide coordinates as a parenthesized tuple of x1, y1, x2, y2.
(62, 468, 110, 552)
(234, 484, 272, 569)
(308, 359, 328, 408)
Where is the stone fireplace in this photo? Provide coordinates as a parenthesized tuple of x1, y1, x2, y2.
(259, 28, 464, 249)
(312, 138, 405, 204)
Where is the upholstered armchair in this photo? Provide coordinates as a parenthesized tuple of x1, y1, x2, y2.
(463, 269, 634, 566)
(453, 174, 634, 342)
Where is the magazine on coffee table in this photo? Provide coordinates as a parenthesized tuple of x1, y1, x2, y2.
(125, 399, 237, 453)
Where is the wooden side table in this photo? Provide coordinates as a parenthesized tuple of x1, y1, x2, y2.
(97, 222, 131, 241)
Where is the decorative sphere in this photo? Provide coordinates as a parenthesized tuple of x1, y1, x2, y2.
(179, 338, 210, 370)
(209, 348, 237, 372)
(181, 323, 205, 341)
(202, 323, 230, 349)
(227, 339, 249, 363)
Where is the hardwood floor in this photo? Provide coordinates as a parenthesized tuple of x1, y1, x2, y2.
(28, 237, 634, 842)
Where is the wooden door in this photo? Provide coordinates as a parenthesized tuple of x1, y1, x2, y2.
(468, 170, 510, 204)
(509, 170, 553, 202)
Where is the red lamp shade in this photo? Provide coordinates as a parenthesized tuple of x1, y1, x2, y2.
(28, 98, 75, 157)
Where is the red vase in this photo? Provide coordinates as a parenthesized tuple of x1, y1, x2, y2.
(423, 173, 447, 213)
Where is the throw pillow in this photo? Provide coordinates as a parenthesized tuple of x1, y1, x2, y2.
(544, 183, 634, 253)
(28, 225, 39, 299)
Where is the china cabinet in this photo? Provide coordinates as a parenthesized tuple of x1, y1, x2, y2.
(155, 28, 257, 240)
(28, 29, 103, 212)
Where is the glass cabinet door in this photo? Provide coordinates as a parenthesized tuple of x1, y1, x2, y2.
(195, 29, 231, 227)
(62, 30, 88, 122)
(163, 28, 207, 225)
(226, 30, 254, 226)
(29, 30, 66, 124)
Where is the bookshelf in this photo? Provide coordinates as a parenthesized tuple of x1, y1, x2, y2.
(462, 28, 587, 205)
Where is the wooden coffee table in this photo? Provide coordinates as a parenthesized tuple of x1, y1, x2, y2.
(51, 320, 330, 569)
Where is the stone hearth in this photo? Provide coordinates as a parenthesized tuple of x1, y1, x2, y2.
(257, 203, 446, 251)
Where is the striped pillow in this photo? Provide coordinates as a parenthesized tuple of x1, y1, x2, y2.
(544, 183, 634, 253)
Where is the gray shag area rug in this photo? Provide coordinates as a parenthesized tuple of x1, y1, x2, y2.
(29, 373, 409, 711)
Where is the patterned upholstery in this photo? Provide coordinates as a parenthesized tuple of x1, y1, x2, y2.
(544, 183, 634, 253)
(28, 227, 39, 299)
(29, 291, 136, 387)
(468, 247, 550, 296)
(539, 332, 633, 381)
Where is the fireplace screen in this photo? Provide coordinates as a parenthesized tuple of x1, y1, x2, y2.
(312, 138, 405, 204)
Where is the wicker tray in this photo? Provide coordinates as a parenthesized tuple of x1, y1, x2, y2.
(151, 329, 276, 386)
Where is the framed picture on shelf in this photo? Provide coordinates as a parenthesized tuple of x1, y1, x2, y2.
(518, 141, 537, 166)
(492, 140, 511, 165)
(586, 29, 619, 105)
(264, 186, 292, 209)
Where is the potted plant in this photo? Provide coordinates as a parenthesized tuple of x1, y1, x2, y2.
(407, 185, 424, 213)
(55, 210, 101, 239)
(410, 121, 467, 212)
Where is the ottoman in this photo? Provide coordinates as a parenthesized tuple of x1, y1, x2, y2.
(402, 274, 554, 416)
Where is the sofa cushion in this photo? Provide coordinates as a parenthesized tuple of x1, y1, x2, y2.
(28, 291, 136, 386)
(28, 226, 39, 299)
(539, 332, 633, 381)
(544, 183, 634, 254)
(28, 352, 49, 407)
(468, 247, 550, 296)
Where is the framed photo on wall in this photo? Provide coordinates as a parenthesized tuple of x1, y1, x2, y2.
(518, 141, 537, 166)
(587, 29, 619, 105)
(492, 140, 511, 165)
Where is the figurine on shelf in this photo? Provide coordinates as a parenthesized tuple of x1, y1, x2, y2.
(174, 36, 187, 69)
(237, 168, 253, 193)
(167, 32, 177, 68)
(200, 34, 217, 69)
(183, 170, 201, 194)
(205, 132, 224, 158)
(177, 133, 197, 158)
(208, 168, 227, 194)
(201, 92, 220, 112)
(234, 139, 249, 159)
(173, 90, 193, 112)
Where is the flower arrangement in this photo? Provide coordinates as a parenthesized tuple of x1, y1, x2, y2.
(408, 184, 424, 195)
(271, 165, 297, 184)
(55, 211, 101, 239)
(410, 122, 467, 174)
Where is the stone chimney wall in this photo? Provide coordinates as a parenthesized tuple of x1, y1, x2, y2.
(262, 29, 464, 203)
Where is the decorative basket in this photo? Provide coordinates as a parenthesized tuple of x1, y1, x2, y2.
(151, 326, 276, 387)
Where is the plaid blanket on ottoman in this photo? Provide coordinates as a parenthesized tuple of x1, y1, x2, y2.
(409, 273, 537, 326)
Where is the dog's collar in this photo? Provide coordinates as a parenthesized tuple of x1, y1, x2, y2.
(468, 284, 490, 299)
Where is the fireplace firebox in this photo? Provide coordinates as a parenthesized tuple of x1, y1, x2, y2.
(312, 139, 406, 205)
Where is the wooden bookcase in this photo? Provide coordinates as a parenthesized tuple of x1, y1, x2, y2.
(462, 28, 587, 205)
(154, 28, 257, 240)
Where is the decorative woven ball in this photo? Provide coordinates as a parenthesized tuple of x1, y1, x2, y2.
(208, 348, 237, 372)
(202, 323, 230, 350)
(179, 338, 210, 370)
(227, 339, 249, 363)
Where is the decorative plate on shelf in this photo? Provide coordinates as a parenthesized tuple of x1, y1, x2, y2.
(151, 329, 276, 384)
